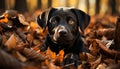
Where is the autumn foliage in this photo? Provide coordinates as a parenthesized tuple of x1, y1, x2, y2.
(0, 10, 120, 69)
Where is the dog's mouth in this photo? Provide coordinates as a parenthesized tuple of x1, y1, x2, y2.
(52, 33, 74, 45)
(53, 39, 74, 45)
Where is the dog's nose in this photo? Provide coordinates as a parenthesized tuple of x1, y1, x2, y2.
(59, 30, 67, 35)
(58, 26, 67, 36)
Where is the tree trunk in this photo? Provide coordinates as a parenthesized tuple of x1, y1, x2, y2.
(116, 0, 120, 15)
(96, 0, 100, 14)
(86, 0, 89, 14)
(14, 0, 28, 13)
(0, 0, 5, 10)
(109, 0, 117, 15)
(114, 16, 120, 51)
(48, 0, 52, 8)
(37, 0, 41, 9)
(99, 0, 109, 15)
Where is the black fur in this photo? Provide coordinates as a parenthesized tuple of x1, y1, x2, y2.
(37, 8, 90, 66)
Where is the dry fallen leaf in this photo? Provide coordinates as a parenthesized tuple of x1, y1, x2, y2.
(13, 51, 27, 62)
(18, 14, 29, 25)
(89, 40, 100, 56)
(20, 48, 48, 62)
(86, 53, 96, 62)
(1, 35, 7, 45)
(46, 47, 57, 59)
(90, 54, 102, 69)
(4, 34, 17, 50)
(0, 13, 9, 23)
(0, 9, 119, 69)
(96, 63, 107, 69)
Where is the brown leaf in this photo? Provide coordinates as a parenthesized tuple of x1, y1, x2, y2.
(48, 61, 61, 69)
(95, 28, 115, 40)
(15, 43, 26, 51)
(106, 64, 120, 69)
(95, 39, 120, 59)
(79, 52, 88, 61)
(1, 35, 7, 45)
(96, 63, 107, 69)
(16, 28, 27, 43)
(26, 33, 33, 47)
(104, 59, 116, 65)
(20, 48, 48, 62)
(90, 54, 102, 69)
(18, 14, 29, 26)
(5, 34, 17, 50)
(31, 44, 41, 51)
(86, 53, 96, 62)
(89, 40, 100, 56)
(27, 34, 33, 42)
(13, 51, 27, 62)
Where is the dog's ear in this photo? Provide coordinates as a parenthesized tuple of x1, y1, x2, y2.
(37, 8, 57, 31)
(71, 9, 90, 32)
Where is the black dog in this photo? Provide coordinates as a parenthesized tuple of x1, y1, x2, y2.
(37, 8, 90, 66)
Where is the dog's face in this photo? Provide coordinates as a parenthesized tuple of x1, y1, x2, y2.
(37, 8, 90, 45)
(47, 9, 78, 45)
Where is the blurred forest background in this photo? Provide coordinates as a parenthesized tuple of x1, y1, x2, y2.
(0, 0, 120, 16)
(1, 0, 120, 69)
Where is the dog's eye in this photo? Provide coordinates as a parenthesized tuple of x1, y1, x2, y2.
(49, 16, 60, 25)
(49, 18, 57, 25)
(68, 19, 75, 25)
(52, 20, 57, 24)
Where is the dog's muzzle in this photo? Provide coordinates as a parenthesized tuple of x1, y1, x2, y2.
(58, 26, 68, 36)
(52, 25, 74, 44)
(53, 25, 69, 41)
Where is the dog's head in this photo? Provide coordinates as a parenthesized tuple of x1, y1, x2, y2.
(37, 8, 90, 45)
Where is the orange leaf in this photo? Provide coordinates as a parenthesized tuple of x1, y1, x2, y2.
(46, 47, 56, 59)
(58, 50, 64, 62)
(0, 13, 8, 23)
(30, 21, 48, 36)
(30, 22, 39, 29)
